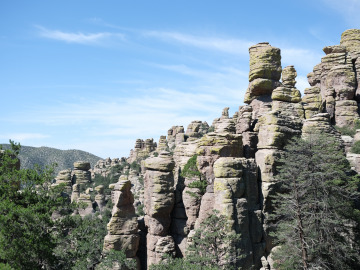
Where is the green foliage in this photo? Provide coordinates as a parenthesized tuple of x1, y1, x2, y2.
(153, 152, 159, 157)
(335, 119, 360, 137)
(98, 249, 137, 270)
(54, 213, 111, 269)
(130, 161, 141, 173)
(151, 210, 241, 270)
(136, 204, 145, 216)
(0, 141, 70, 269)
(207, 126, 215, 133)
(181, 155, 202, 179)
(0, 143, 102, 174)
(271, 134, 360, 270)
(187, 179, 207, 195)
(351, 140, 360, 154)
(149, 255, 218, 270)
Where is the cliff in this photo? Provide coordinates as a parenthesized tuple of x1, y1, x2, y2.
(102, 29, 360, 270)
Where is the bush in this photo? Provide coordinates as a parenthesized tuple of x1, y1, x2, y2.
(335, 119, 360, 137)
(351, 141, 360, 154)
(187, 180, 207, 195)
(181, 155, 202, 179)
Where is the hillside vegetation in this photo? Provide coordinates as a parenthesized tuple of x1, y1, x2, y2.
(0, 143, 102, 174)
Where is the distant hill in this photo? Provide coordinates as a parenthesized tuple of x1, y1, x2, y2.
(0, 144, 103, 175)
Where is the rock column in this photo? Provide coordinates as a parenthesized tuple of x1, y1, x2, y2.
(103, 176, 140, 266)
(144, 152, 176, 268)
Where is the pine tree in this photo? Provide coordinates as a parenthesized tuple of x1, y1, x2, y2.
(271, 134, 360, 270)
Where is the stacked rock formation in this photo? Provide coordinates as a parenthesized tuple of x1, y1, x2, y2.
(167, 126, 185, 149)
(212, 157, 263, 269)
(185, 121, 209, 141)
(110, 29, 360, 270)
(212, 107, 236, 133)
(156, 136, 168, 152)
(143, 152, 176, 266)
(72, 161, 91, 186)
(93, 157, 124, 177)
(94, 185, 106, 212)
(103, 175, 140, 267)
(303, 29, 360, 126)
(129, 139, 157, 163)
(244, 42, 282, 120)
(53, 169, 72, 194)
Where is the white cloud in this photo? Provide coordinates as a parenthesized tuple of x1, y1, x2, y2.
(281, 48, 323, 74)
(295, 75, 310, 95)
(0, 133, 49, 142)
(322, 0, 360, 25)
(36, 25, 125, 45)
(144, 31, 253, 55)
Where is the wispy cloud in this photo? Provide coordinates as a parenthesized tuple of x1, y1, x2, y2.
(0, 133, 49, 142)
(36, 25, 125, 45)
(281, 47, 323, 74)
(144, 31, 253, 55)
(321, 0, 360, 25)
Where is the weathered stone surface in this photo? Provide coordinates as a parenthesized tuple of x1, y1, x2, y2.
(281, 65, 297, 87)
(271, 86, 301, 103)
(77, 193, 94, 217)
(144, 152, 175, 267)
(213, 117, 236, 134)
(242, 131, 258, 158)
(103, 177, 139, 260)
(245, 42, 282, 104)
(157, 136, 168, 152)
(256, 110, 302, 149)
(73, 161, 91, 171)
(144, 152, 175, 172)
(196, 133, 242, 183)
(72, 169, 91, 185)
(213, 157, 244, 178)
(302, 86, 323, 118)
(335, 100, 360, 127)
(128, 138, 157, 163)
(244, 78, 281, 103)
(248, 42, 282, 82)
(103, 234, 140, 258)
(302, 113, 342, 142)
(340, 29, 360, 53)
(185, 121, 209, 141)
(236, 105, 253, 134)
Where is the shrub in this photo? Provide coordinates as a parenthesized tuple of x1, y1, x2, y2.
(351, 140, 360, 154)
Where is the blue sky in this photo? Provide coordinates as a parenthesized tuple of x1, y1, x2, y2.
(1, 0, 359, 158)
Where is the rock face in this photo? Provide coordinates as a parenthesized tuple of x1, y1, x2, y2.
(244, 42, 282, 105)
(111, 29, 360, 270)
(129, 139, 157, 163)
(144, 152, 176, 266)
(303, 29, 360, 126)
(103, 176, 140, 263)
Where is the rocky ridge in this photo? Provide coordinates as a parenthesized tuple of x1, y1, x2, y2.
(100, 29, 360, 270)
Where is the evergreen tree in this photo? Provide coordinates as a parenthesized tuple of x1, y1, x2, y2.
(150, 210, 241, 270)
(271, 134, 360, 270)
(0, 141, 69, 269)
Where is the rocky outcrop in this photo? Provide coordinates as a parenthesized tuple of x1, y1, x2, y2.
(53, 169, 72, 194)
(103, 176, 140, 266)
(244, 42, 282, 122)
(303, 29, 360, 127)
(129, 139, 157, 163)
(109, 29, 360, 270)
(212, 157, 263, 269)
(93, 157, 124, 177)
(72, 161, 91, 186)
(156, 136, 168, 152)
(144, 152, 176, 267)
(167, 126, 185, 149)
